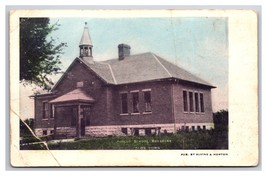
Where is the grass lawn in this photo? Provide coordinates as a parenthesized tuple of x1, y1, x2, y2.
(20, 130, 228, 150)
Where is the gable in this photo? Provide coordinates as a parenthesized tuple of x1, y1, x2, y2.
(51, 58, 109, 93)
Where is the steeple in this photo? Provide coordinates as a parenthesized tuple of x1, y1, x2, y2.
(79, 22, 93, 64)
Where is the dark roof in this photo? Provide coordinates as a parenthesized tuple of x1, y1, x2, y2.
(78, 52, 215, 88)
(50, 88, 95, 103)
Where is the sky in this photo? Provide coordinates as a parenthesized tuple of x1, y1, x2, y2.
(20, 17, 228, 120)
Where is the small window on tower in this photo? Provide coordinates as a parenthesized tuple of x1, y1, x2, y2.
(77, 81, 84, 88)
(84, 47, 89, 56)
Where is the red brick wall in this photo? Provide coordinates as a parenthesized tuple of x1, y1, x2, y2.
(35, 60, 109, 129)
(172, 82, 213, 124)
(106, 81, 174, 126)
(34, 96, 56, 129)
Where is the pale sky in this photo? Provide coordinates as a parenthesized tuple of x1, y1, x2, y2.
(20, 17, 228, 120)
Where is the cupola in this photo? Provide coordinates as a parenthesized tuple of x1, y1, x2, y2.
(79, 22, 94, 64)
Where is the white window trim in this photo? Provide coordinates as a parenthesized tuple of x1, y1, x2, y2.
(120, 113, 129, 116)
(130, 90, 139, 93)
(142, 88, 151, 92)
(130, 112, 141, 115)
(143, 111, 152, 115)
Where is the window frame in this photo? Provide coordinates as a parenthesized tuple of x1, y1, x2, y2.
(188, 91, 194, 113)
(43, 130, 47, 136)
(194, 92, 200, 113)
(142, 89, 152, 114)
(120, 92, 129, 115)
(182, 90, 189, 113)
(200, 92, 205, 113)
(131, 90, 140, 114)
(42, 101, 49, 120)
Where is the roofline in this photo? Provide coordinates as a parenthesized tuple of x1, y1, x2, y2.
(108, 77, 216, 88)
(29, 92, 56, 98)
(78, 57, 112, 83)
(152, 53, 172, 77)
(51, 57, 109, 92)
(50, 99, 95, 104)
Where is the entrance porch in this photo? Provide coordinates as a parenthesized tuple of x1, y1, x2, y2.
(49, 88, 94, 139)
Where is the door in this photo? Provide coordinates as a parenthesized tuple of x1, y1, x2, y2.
(81, 105, 91, 136)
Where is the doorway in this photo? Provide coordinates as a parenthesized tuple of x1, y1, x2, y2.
(81, 105, 91, 136)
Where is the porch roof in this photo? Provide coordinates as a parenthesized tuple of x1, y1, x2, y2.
(49, 88, 95, 104)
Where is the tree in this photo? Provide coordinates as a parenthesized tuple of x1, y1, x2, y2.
(213, 109, 228, 132)
(20, 18, 67, 90)
(20, 118, 34, 137)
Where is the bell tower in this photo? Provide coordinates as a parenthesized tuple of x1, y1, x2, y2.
(79, 22, 93, 64)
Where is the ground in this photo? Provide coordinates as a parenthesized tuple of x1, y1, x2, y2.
(20, 130, 228, 150)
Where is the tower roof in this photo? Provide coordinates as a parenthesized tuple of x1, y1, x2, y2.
(79, 22, 92, 46)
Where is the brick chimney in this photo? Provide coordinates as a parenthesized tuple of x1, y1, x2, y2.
(118, 44, 131, 60)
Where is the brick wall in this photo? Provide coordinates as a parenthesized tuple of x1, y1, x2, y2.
(172, 82, 214, 126)
(35, 60, 109, 130)
(107, 81, 174, 126)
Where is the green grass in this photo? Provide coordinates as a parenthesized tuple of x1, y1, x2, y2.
(20, 130, 228, 150)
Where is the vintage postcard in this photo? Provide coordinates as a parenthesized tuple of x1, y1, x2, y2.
(10, 9, 258, 166)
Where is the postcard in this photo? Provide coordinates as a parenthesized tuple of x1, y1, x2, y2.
(10, 9, 258, 166)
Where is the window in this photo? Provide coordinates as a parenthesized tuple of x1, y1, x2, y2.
(200, 93, 205, 112)
(195, 93, 199, 112)
(191, 126, 195, 131)
(50, 130, 54, 134)
(185, 126, 189, 132)
(43, 130, 47, 135)
(132, 92, 139, 113)
(121, 93, 128, 114)
(134, 128, 139, 136)
(197, 126, 201, 130)
(121, 128, 127, 135)
(51, 105, 55, 119)
(145, 129, 152, 135)
(183, 91, 188, 112)
(84, 47, 89, 56)
(144, 91, 152, 112)
(42, 102, 49, 119)
(76, 81, 84, 88)
(189, 92, 194, 112)
(203, 125, 206, 130)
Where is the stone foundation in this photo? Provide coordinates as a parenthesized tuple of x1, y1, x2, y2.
(55, 127, 76, 138)
(84, 123, 214, 137)
(35, 123, 214, 137)
(34, 128, 54, 137)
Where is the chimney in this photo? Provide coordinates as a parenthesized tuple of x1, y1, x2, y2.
(118, 44, 131, 60)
